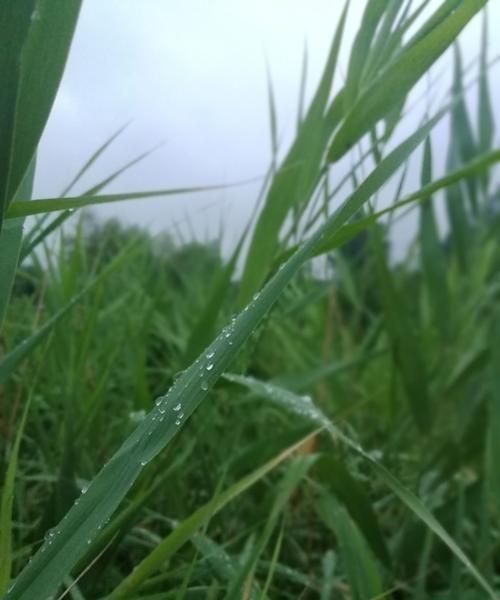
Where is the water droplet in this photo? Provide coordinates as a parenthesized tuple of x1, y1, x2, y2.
(81, 485, 88, 495)
(155, 397, 162, 406)
(253, 292, 261, 301)
(173, 403, 181, 412)
(206, 363, 214, 371)
(178, 412, 184, 420)
(201, 381, 208, 391)
(140, 460, 148, 466)
(175, 418, 181, 426)
(206, 350, 215, 359)
(45, 529, 56, 544)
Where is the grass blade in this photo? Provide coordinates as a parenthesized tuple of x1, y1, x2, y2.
(0, 394, 33, 594)
(238, 1, 349, 305)
(5, 178, 260, 219)
(328, 0, 486, 161)
(1, 0, 81, 221)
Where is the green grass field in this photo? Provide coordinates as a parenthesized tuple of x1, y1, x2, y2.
(1, 1, 500, 598)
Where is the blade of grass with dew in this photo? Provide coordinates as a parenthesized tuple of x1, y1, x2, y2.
(5, 112, 451, 600)
(419, 136, 450, 340)
(224, 375, 497, 598)
(328, 0, 486, 161)
(106, 431, 320, 600)
(72, 440, 197, 585)
(315, 492, 383, 600)
(238, 1, 349, 305)
(0, 393, 33, 594)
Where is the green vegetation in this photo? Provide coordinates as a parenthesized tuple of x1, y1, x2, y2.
(1, 1, 500, 598)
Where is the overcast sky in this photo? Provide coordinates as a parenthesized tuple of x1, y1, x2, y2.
(34, 1, 500, 255)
